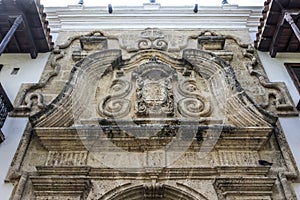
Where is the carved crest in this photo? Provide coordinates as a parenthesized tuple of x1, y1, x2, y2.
(133, 57, 176, 117)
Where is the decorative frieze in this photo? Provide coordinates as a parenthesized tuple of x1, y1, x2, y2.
(218, 151, 259, 166)
(46, 151, 88, 166)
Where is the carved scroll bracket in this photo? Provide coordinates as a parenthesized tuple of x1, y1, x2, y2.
(243, 45, 298, 116)
(11, 31, 107, 117)
(11, 50, 64, 117)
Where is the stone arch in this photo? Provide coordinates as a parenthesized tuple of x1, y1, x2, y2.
(99, 184, 208, 200)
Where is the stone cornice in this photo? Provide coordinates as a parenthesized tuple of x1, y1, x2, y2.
(35, 166, 271, 178)
(44, 4, 263, 33)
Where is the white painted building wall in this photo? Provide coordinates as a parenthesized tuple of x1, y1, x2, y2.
(0, 53, 50, 199)
(258, 52, 300, 198)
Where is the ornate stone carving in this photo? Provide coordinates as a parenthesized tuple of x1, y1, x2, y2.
(46, 151, 88, 166)
(118, 28, 188, 52)
(11, 31, 107, 117)
(98, 55, 211, 119)
(218, 151, 259, 166)
(133, 57, 176, 117)
(177, 76, 211, 118)
(8, 29, 299, 200)
(138, 28, 168, 50)
(98, 77, 132, 118)
(243, 46, 298, 116)
(12, 50, 63, 116)
(183, 49, 276, 127)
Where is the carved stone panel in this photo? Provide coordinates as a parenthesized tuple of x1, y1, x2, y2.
(133, 58, 176, 117)
(97, 56, 211, 120)
(45, 151, 88, 166)
(7, 28, 299, 200)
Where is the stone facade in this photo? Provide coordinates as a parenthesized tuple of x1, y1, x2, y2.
(7, 29, 299, 199)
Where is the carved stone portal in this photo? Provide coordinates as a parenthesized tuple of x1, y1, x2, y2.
(7, 29, 299, 200)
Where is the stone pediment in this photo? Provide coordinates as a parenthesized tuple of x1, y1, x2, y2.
(28, 48, 278, 154)
(12, 29, 298, 118)
(30, 48, 275, 129)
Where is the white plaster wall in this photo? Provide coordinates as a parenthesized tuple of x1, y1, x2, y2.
(0, 53, 50, 200)
(258, 51, 300, 199)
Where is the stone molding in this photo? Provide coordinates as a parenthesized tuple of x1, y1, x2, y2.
(44, 5, 263, 32)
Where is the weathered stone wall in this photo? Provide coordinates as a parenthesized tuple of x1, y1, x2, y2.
(7, 29, 299, 199)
